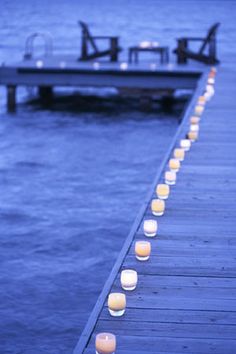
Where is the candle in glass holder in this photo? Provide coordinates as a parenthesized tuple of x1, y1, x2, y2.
(135, 241, 151, 261)
(151, 198, 165, 216)
(180, 139, 191, 151)
(174, 148, 185, 161)
(108, 293, 126, 317)
(190, 124, 199, 132)
(195, 105, 204, 116)
(96, 333, 116, 354)
(93, 62, 100, 70)
(156, 183, 170, 199)
(120, 269, 138, 291)
(198, 96, 206, 105)
(169, 158, 180, 172)
(165, 170, 176, 185)
(143, 219, 158, 237)
(120, 62, 128, 70)
(208, 77, 215, 85)
(188, 131, 198, 142)
(190, 116, 200, 125)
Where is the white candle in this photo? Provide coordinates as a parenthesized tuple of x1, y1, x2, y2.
(173, 148, 185, 161)
(135, 241, 151, 261)
(165, 170, 176, 185)
(120, 269, 138, 291)
(190, 124, 199, 132)
(195, 105, 204, 116)
(151, 199, 165, 216)
(169, 158, 180, 172)
(120, 62, 128, 70)
(143, 219, 158, 237)
(156, 183, 170, 200)
(108, 293, 126, 317)
(180, 139, 191, 151)
(96, 333, 116, 354)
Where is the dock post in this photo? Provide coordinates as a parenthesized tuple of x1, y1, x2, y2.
(7, 85, 17, 112)
(38, 86, 53, 106)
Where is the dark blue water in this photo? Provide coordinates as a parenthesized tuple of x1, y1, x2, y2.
(0, 1, 235, 353)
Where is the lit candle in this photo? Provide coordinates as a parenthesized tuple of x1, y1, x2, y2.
(174, 148, 185, 161)
(108, 293, 126, 317)
(188, 131, 198, 142)
(96, 333, 116, 354)
(195, 105, 204, 116)
(120, 269, 138, 291)
(143, 219, 158, 237)
(93, 62, 100, 70)
(120, 62, 128, 70)
(165, 170, 176, 185)
(169, 158, 180, 172)
(156, 183, 170, 200)
(190, 124, 199, 132)
(180, 139, 191, 151)
(135, 241, 151, 261)
(190, 116, 200, 125)
(36, 60, 44, 68)
(208, 77, 215, 85)
(151, 198, 165, 216)
(198, 96, 206, 105)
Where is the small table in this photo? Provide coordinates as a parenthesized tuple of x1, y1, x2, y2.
(128, 46, 169, 64)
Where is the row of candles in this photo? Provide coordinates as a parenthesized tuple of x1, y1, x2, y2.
(95, 67, 217, 354)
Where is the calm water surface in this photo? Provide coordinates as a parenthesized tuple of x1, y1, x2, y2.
(0, 0, 235, 353)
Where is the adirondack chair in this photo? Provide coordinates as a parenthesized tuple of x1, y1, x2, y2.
(78, 21, 121, 62)
(173, 23, 220, 64)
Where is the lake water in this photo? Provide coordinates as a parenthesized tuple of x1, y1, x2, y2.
(0, 1, 235, 353)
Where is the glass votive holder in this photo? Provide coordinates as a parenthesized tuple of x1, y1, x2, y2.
(190, 116, 200, 125)
(120, 62, 128, 70)
(143, 219, 158, 237)
(190, 124, 199, 132)
(135, 241, 151, 261)
(188, 131, 198, 142)
(208, 77, 215, 85)
(156, 183, 170, 200)
(108, 293, 126, 317)
(173, 148, 185, 161)
(96, 332, 116, 354)
(36, 60, 44, 68)
(120, 269, 138, 291)
(198, 96, 206, 105)
(169, 158, 180, 172)
(93, 62, 100, 70)
(195, 105, 204, 116)
(151, 198, 165, 216)
(180, 139, 191, 151)
(165, 170, 176, 185)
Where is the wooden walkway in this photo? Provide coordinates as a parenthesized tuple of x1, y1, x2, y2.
(73, 66, 236, 353)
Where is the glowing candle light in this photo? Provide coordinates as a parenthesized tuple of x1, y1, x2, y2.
(165, 170, 176, 185)
(93, 62, 100, 70)
(135, 241, 151, 261)
(198, 96, 206, 105)
(190, 116, 200, 125)
(169, 158, 180, 172)
(108, 293, 126, 317)
(188, 131, 198, 142)
(139, 41, 152, 48)
(120, 62, 128, 70)
(156, 183, 170, 199)
(180, 139, 191, 151)
(190, 124, 199, 132)
(151, 199, 165, 216)
(195, 105, 204, 116)
(96, 333, 116, 354)
(174, 148, 185, 161)
(143, 219, 158, 237)
(36, 60, 44, 68)
(208, 77, 215, 85)
(120, 269, 138, 291)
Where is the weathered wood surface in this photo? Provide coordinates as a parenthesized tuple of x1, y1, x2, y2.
(74, 67, 236, 353)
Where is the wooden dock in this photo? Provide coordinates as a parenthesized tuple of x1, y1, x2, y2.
(73, 65, 236, 354)
(0, 57, 204, 111)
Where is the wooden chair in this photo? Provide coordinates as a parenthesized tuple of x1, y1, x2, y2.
(78, 21, 121, 62)
(173, 23, 220, 64)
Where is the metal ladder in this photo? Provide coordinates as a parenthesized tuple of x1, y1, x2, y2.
(24, 32, 53, 60)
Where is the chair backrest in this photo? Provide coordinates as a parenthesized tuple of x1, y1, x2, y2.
(79, 21, 98, 53)
(199, 23, 220, 54)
